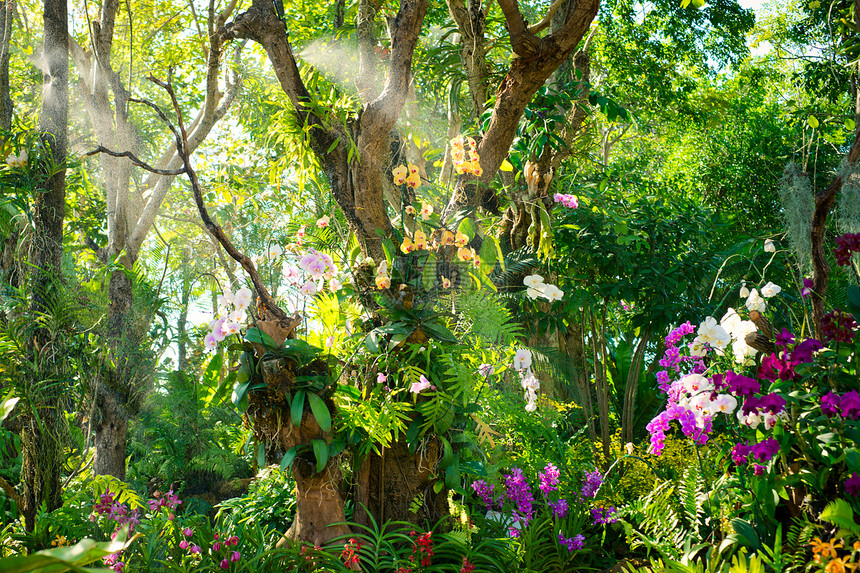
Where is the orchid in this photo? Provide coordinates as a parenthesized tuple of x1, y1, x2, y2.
(410, 375, 432, 394)
(420, 202, 433, 220)
(761, 281, 782, 298)
(316, 215, 330, 228)
(299, 281, 318, 296)
(764, 238, 775, 252)
(513, 348, 532, 371)
(745, 289, 766, 312)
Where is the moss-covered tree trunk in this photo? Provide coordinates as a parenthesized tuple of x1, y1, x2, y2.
(22, 0, 68, 533)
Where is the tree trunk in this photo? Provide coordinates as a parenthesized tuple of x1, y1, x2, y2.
(353, 439, 447, 530)
(621, 330, 649, 445)
(22, 0, 68, 533)
(0, 0, 11, 131)
(92, 388, 128, 480)
(254, 356, 350, 546)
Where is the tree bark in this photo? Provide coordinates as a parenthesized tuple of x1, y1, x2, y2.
(92, 388, 128, 480)
(0, 0, 11, 130)
(22, 0, 68, 533)
(810, 125, 860, 334)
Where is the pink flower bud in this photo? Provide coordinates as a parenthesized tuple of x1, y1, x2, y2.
(231, 551, 241, 562)
(213, 542, 222, 552)
(183, 527, 193, 537)
(220, 559, 229, 569)
(179, 540, 189, 550)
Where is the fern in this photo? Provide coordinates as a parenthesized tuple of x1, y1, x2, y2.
(455, 290, 523, 344)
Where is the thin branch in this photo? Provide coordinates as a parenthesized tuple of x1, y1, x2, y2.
(84, 145, 186, 176)
(147, 75, 289, 323)
(528, 0, 566, 34)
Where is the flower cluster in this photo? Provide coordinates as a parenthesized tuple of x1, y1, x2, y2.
(460, 557, 476, 573)
(296, 248, 339, 295)
(731, 438, 780, 467)
(93, 488, 184, 572)
(204, 287, 253, 351)
(538, 463, 560, 495)
(178, 527, 202, 555)
(341, 537, 362, 568)
(579, 470, 602, 499)
(503, 467, 535, 533)
(835, 232, 860, 265)
(523, 274, 564, 302)
(210, 532, 241, 569)
(553, 193, 579, 209)
(472, 479, 498, 511)
(591, 506, 618, 525)
(392, 163, 422, 188)
(557, 533, 585, 552)
(450, 136, 482, 176)
(821, 391, 860, 420)
(821, 310, 858, 343)
(407, 530, 434, 569)
(6, 149, 27, 168)
(409, 374, 433, 394)
(375, 260, 391, 290)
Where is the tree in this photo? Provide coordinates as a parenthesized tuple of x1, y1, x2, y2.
(69, 0, 242, 479)
(19, 0, 68, 533)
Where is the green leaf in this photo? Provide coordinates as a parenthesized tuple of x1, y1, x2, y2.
(440, 436, 453, 467)
(808, 115, 820, 129)
(847, 285, 860, 323)
(457, 218, 475, 240)
(423, 253, 437, 291)
(306, 392, 332, 432)
(244, 327, 278, 349)
(846, 118, 856, 131)
(445, 454, 460, 489)
(821, 498, 859, 533)
(479, 236, 498, 274)
(257, 442, 266, 467)
(292, 389, 307, 427)
(1, 392, 19, 423)
(422, 322, 458, 343)
(311, 439, 329, 473)
(280, 446, 299, 471)
(0, 529, 135, 573)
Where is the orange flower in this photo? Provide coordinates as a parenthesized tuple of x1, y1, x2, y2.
(827, 558, 847, 573)
(457, 247, 473, 262)
(401, 236, 415, 254)
(405, 205, 416, 215)
(454, 231, 469, 248)
(812, 538, 843, 561)
(439, 230, 455, 247)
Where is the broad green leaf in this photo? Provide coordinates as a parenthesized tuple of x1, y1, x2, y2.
(292, 389, 307, 427)
(244, 328, 278, 349)
(280, 446, 300, 471)
(440, 436, 453, 467)
(306, 392, 332, 432)
(479, 236, 498, 274)
(312, 438, 329, 473)
(0, 529, 135, 573)
(445, 454, 460, 489)
(808, 115, 820, 129)
(257, 442, 266, 467)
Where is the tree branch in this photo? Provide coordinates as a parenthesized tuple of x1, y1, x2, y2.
(528, 0, 567, 34)
(84, 146, 186, 175)
(497, 0, 541, 57)
(146, 76, 290, 323)
(810, 127, 860, 334)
